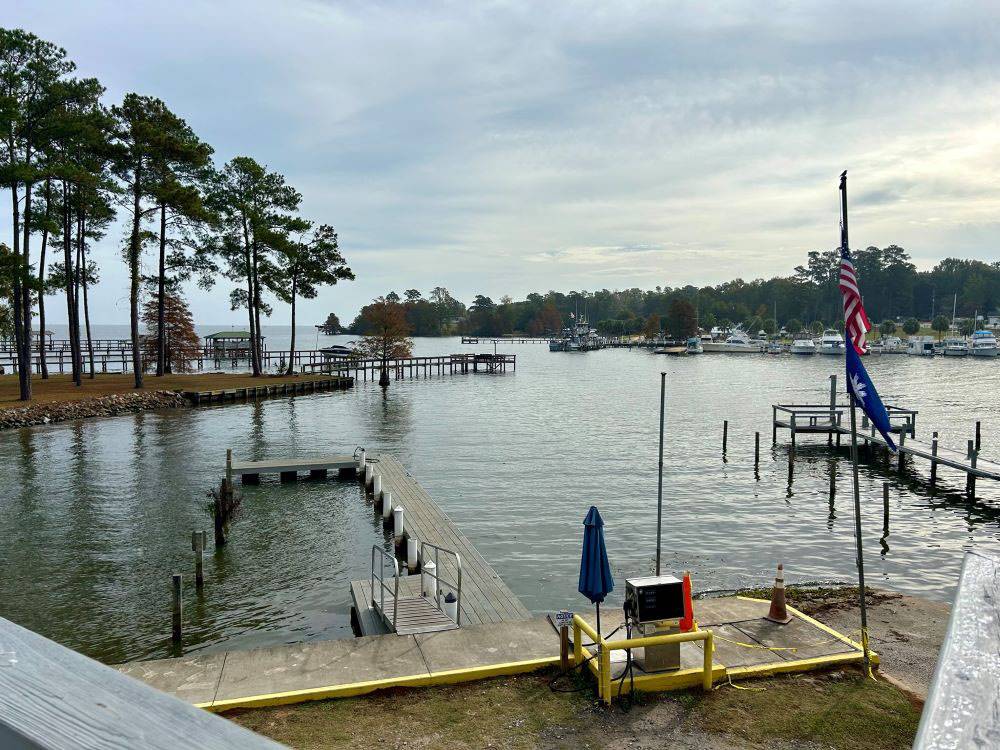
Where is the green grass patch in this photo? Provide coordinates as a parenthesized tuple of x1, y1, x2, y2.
(691, 671, 920, 750)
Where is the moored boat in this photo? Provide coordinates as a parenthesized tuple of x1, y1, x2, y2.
(907, 337, 935, 356)
(943, 338, 969, 357)
(686, 336, 704, 354)
(971, 330, 999, 357)
(790, 337, 816, 355)
(872, 335, 906, 354)
(701, 331, 762, 353)
(818, 330, 846, 355)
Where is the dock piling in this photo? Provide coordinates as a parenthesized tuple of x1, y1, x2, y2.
(931, 432, 939, 487)
(898, 430, 906, 473)
(882, 482, 889, 535)
(754, 431, 760, 473)
(373, 474, 382, 501)
(406, 537, 418, 572)
(722, 420, 728, 452)
(191, 532, 204, 590)
(976, 421, 981, 453)
(171, 574, 182, 644)
(382, 490, 393, 520)
(393, 506, 405, 540)
(828, 375, 836, 446)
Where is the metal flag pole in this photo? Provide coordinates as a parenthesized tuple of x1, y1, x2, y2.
(841, 170, 872, 676)
(656, 371, 666, 576)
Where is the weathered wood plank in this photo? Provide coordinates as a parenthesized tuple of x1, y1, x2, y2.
(0, 617, 285, 749)
(914, 551, 1000, 749)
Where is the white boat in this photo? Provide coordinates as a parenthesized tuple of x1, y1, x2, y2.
(818, 330, 846, 355)
(686, 337, 703, 354)
(873, 335, 906, 354)
(790, 337, 816, 355)
(943, 338, 969, 357)
(766, 341, 783, 355)
(971, 330, 998, 358)
(701, 331, 762, 353)
(907, 337, 935, 357)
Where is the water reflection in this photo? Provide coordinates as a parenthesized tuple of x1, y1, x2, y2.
(3, 340, 1000, 664)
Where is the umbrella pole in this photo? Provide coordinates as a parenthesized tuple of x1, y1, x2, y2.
(596, 603, 601, 638)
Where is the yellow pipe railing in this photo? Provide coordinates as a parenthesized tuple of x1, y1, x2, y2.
(572, 614, 714, 704)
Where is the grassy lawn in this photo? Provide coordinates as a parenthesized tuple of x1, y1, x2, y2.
(0, 371, 335, 410)
(227, 667, 920, 750)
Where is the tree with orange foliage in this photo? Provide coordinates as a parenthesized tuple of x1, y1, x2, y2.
(356, 296, 413, 386)
(141, 291, 201, 373)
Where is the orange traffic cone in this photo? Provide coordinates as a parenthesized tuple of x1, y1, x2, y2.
(679, 571, 694, 632)
(765, 563, 793, 624)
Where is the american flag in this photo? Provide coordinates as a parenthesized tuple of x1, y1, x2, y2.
(838, 245, 872, 354)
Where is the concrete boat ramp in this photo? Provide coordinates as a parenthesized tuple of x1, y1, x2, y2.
(116, 452, 874, 710)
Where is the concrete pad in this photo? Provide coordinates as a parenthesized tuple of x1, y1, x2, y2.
(213, 633, 428, 702)
(115, 650, 227, 705)
(415, 618, 558, 673)
(731, 616, 856, 661)
(702, 623, 785, 669)
(694, 597, 769, 625)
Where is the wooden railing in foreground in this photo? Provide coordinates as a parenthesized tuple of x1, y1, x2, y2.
(572, 614, 714, 704)
(914, 551, 1000, 749)
(0, 617, 285, 749)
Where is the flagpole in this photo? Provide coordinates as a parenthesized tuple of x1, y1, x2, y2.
(841, 170, 873, 676)
(655, 371, 665, 576)
(847, 393, 872, 675)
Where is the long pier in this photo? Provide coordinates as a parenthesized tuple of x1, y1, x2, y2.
(303, 353, 515, 381)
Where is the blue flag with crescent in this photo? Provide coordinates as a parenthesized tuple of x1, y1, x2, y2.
(845, 339, 897, 451)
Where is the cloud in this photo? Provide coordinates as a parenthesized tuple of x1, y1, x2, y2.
(3, 0, 1000, 323)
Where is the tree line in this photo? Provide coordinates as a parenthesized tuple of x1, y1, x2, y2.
(1, 28, 353, 400)
(343, 248, 1000, 339)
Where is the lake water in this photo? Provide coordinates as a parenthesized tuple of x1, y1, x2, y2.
(2, 329, 999, 664)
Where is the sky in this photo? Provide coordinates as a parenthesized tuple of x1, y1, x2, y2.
(4, 1, 1000, 326)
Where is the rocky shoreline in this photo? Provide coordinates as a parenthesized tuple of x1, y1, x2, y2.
(0, 390, 190, 430)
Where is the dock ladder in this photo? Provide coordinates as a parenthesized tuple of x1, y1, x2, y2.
(370, 544, 461, 635)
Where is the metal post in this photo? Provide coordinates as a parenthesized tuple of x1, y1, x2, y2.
(842, 170, 871, 676)
(655, 372, 665, 576)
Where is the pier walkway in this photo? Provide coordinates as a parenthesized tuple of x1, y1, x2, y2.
(353, 454, 531, 634)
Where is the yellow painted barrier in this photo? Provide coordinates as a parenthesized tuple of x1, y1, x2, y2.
(572, 615, 715, 704)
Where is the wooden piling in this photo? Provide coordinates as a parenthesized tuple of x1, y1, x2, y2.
(559, 625, 570, 672)
(828, 375, 836, 446)
(754, 431, 760, 471)
(882, 482, 889, 535)
(722, 420, 728, 452)
(976, 421, 981, 452)
(192, 532, 204, 590)
(171, 574, 182, 644)
(930, 431, 939, 487)
(898, 430, 906, 473)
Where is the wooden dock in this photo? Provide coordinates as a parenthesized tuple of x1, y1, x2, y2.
(230, 454, 358, 484)
(771, 379, 996, 489)
(184, 375, 352, 405)
(352, 454, 530, 635)
(303, 353, 515, 381)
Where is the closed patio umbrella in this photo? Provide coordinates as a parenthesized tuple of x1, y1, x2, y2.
(578, 505, 614, 636)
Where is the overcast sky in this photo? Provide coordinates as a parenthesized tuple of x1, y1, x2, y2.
(5, 1, 999, 326)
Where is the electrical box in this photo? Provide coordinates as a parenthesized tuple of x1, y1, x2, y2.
(624, 575, 685, 625)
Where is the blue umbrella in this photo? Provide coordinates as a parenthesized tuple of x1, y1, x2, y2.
(578, 505, 614, 636)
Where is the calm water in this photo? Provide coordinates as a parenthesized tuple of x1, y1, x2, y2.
(3, 334, 1000, 664)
